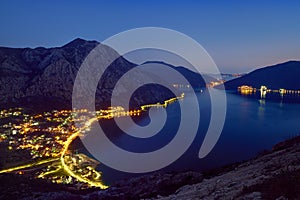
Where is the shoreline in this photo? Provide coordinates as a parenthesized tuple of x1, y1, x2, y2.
(1, 134, 299, 200)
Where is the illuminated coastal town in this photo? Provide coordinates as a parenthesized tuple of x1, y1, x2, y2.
(238, 85, 300, 98)
(0, 94, 184, 189)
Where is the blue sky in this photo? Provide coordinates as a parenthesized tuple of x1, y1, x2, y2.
(0, 0, 299, 73)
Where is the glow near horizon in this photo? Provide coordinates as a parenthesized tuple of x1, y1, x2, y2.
(0, 0, 299, 73)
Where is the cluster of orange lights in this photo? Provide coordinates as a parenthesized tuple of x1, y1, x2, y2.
(97, 106, 141, 119)
(0, 94, 185, 188)
(238, 85, 300, 96)
(238, 85, 256, 95)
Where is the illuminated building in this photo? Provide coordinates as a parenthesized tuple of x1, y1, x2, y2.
(238, 85, 255, 95)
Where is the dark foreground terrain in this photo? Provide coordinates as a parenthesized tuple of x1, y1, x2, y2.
(1, 135, 299, 200)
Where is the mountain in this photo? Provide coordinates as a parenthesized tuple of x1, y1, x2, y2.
(143, 61, 216, 88)
(0, 38, 101, 109)
(224, 61, 300, 90)
(0, 39, 205, 110)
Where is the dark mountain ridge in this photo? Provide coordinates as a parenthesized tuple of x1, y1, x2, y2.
(224, 61, 300, 90)
(0, 38, 206, 110)
(143, 61, 216, 88)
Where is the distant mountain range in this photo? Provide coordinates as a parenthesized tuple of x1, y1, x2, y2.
(224, 61, 300, 90)
(143, 61, 216, 88)
(0, 38, 207, 110)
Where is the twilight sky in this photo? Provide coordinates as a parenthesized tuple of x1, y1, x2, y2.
(0, 0, 299, 73)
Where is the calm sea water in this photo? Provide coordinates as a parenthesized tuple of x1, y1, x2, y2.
(97, 89, 300, 184)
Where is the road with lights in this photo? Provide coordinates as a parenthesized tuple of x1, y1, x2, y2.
(0, 94, 184, 188)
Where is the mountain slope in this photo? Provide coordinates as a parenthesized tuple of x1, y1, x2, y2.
(0, 38, 100, 108)
(0, 39, 205, 110)
(143, 61, 216, 88)
(224, 61, 300, 90)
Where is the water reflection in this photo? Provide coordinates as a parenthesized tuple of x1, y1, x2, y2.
(99, 90, 300, 184)
(258, 99, 265, 119)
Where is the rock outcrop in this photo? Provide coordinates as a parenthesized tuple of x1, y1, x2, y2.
(153, 136, 300, 200)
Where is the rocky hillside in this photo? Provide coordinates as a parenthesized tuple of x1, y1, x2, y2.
(154, 136, 300, 200)
(0, 38, 170, 110)
(0, 39, 207, 110)
(0, 38, 99, 108)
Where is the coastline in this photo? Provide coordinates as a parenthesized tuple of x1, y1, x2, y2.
(2, 134, 299, 200)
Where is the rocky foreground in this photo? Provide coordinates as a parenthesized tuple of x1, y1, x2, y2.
(152, 136, 300, 200)
(1, 136, 300, 200)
